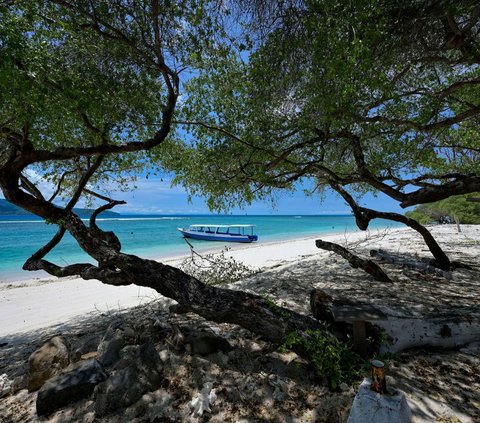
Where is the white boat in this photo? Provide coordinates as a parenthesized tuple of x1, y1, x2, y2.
(177, 224, 258, 243)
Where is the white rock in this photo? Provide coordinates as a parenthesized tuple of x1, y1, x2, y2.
(0, 373, 13, 398)
(159, 349, 169, 362)
(347, 379, 411, 423)
(188, 382, 217, 417)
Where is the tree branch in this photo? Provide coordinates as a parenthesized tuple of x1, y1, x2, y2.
(23, 259, 132, 285)
(316, 239, 391, 282)
(19, 174, 46, 201)
(65, 155, 105, 211)
(48, 170, 76, 203)
(329, 181, 451, 269)
(27, 227, 67, 262)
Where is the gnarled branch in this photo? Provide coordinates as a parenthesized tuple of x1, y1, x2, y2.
(315, 239, 391, 282)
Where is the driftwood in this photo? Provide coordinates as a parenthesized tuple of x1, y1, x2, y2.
(310, 289, 388, 356)
(370, 249, 452, 279)
(311, 290, 480, 354)
(315, 239, 391, 282)
(376, 315, 480, 352)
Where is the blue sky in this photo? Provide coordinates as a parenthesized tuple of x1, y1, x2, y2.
(0, 171, 408, 215)
(105, 175, 407, 215)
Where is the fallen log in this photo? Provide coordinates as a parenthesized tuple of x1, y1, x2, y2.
(376, 315, 480, 352)
(315, 239, 391, 282)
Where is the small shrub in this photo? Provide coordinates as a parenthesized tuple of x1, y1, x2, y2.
(280, 328, 362, 389)
(180, 244, 257, 285)
(262, 295, 291, 318)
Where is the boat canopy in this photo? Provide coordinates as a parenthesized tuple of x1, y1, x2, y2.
(178, 224, 258, 242)
(188, 224, 256, 228)
(187, 224, 256, 235)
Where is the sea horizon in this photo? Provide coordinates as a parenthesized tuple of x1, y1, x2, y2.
(0, 213, 403, 282)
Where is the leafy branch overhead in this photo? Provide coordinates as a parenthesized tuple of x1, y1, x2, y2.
(167, 0, 480, 270)
(0, 0, 323, 359)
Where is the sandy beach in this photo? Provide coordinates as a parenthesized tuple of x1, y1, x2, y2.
(1, 224, 479, 422)
(0, 227, 381, 338)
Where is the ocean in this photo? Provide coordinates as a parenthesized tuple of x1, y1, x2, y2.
(0, 214, 402, 281)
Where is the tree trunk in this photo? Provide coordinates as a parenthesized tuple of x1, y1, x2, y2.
(328, 182, 452, 270)
(454, 215, 462, 233)
(23, 247, 322, 345)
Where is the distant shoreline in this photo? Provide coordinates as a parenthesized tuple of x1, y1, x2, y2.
(0, 215, 402, 283)
(0, 212, 355, 220)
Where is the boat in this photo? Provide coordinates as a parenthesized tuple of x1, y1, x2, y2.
(177, 224, 258, 243)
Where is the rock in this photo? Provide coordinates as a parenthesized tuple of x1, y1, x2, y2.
(460, 341, 480, 357)
(11, 374, 27, 395)
(97, 324, 136, 367)
(135, 317, 172, 344)
(159, 349, 169, 363)
(94, 342, 163, 416)
(249, 341, 263, 352)
(347, 378, 411, 423)
(0, 373, 13, 398)
(81, 351, 99, 360)
(72, 333, 103, 362)
(36, 359, 107, 416)
(213, 351, 229, 366)
(184, 330, 231, 355)
(28, 336, 70, 392)
(268, 375, 289, 401)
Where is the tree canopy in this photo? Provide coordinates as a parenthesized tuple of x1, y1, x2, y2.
(169, 0, 480, 210)
(0, 0, 325, 349)
(161, 0, 480, 269)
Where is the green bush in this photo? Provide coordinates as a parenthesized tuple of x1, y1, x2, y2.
(405, 194, 480, 225)
(280, 328, 362, 389)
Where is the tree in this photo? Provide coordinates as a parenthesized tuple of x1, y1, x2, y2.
(1, 0, 479, 362)
(169, 0, 480, 271)
(0, 0, 320, 347)
(406, 194, 480, 230)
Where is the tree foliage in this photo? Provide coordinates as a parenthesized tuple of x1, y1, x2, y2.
(169, 0, 480, 208)
(1, 0, 478, 386)
(0, 0, 325, 359)
(163, 0, 480, 269)
(406, 194, 480, 225)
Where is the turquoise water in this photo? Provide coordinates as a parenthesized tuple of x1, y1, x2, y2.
(0, 214, 402, 281)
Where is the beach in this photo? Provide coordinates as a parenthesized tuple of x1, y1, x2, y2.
(0, 226, 387, 337)
(1, 224, 479, 422)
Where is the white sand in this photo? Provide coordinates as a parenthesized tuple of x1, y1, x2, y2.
(0, 227, 387, 338)
(1, 224, 479, 423)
